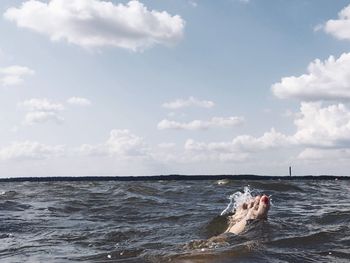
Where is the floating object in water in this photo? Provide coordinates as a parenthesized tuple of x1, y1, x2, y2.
(217, 179, 229, 185)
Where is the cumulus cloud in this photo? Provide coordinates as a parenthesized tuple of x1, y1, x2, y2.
(0, 141, 64, 161)
(4, 0, 185, 51)
(184, 149, 249, 162)
(323, 4, 350, 41)
(183, 128, 291, 162)
(185, 102, 350, 161)
(20, 98, 65, 125)
(297, 148, 350, 160)
(293, 102, 350, 148)
(0, 65, 34, 86)
(272, 53, 350, 101)
(162, 96, 214, 109)
(157, 116, 244, 130)
(186, 128, 291, 152)
(79, 129, 149, 158)
(67, 96, 91, 106)
(21, 98, 64, 111)
(232, 129, 293, 151)
(270, 4, 350, 161)
(24, 111, 64, 125)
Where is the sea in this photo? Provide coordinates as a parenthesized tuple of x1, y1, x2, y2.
(0, 179, 349, 262)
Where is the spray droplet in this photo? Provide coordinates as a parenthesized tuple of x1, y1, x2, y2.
(221, 186, 254, 215)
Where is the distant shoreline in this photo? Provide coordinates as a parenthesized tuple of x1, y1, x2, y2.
(0, 174, 348, 182)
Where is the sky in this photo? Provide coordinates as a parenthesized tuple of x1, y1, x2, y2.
(1, 0, 350, 177)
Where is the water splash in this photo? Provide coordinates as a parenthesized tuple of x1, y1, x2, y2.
(220, 186, 254, 216)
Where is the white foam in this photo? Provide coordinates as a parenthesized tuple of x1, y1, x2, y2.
(220, 186, 254, 216)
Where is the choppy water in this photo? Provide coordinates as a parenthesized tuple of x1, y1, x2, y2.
(0, 179, 349, 262)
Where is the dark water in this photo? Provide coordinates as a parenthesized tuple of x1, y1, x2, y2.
(0, 180, 349, 262)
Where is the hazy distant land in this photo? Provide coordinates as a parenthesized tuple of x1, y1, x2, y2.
(0, 174, 348, 182)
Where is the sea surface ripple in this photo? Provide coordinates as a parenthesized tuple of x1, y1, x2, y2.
(0, 179, 349, 262)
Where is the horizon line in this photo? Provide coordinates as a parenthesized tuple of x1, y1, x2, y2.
(0, 174, 348, 182)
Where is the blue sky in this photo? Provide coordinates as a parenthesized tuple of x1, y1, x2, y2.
(1, 0, 350, 176)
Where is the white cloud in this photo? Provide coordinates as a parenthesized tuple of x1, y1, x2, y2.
(176, 102, 350, 162)
(4, 0, 185, 51)
(162, 96, 215, 109)
(157, 116, 244, 130)
(272, 53, 350, 101)
(79, 129, 149, 158)
(231, 129, 292, 152)
(314, 24, 323, 32)
(184, 149, 249, 162)
(188, 1, 197, 7)
(67, 96, 91, 106)
(0, 65, 34, 86)
(297, 148, 350, 160)
(0, 141, 65, 161)
(293, 102, 350, 148)
(183, 128, 291, 162)
(20, 98, 65, 125)
(323, 4, 350, 41)
(21, 98, 64, 111)
(24, 111, 64, 125)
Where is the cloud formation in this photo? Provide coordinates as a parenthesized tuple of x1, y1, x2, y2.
(21, 98, 64, 111)
(294, 102, 350, 148)
(162, 96, 214, 109)
(4, 0, 185, 51)
(272, 53, 350, 101)
(323, 4, 350, 41)
(67, 96, 91, 106)
(157, 116, 244, 130)
(297, 148, 350, 160)
(272, 6, 350, 160)
(184, 128, 291, 161)
(0, 65, 34, 86)
(0, 141, 64, 160)
(20, 98, 65, 125)
(188, 1, 198, 7)
(79, 129, 149, 158)
(24, 111, 64, 125)
(186, 128, 291, 152)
